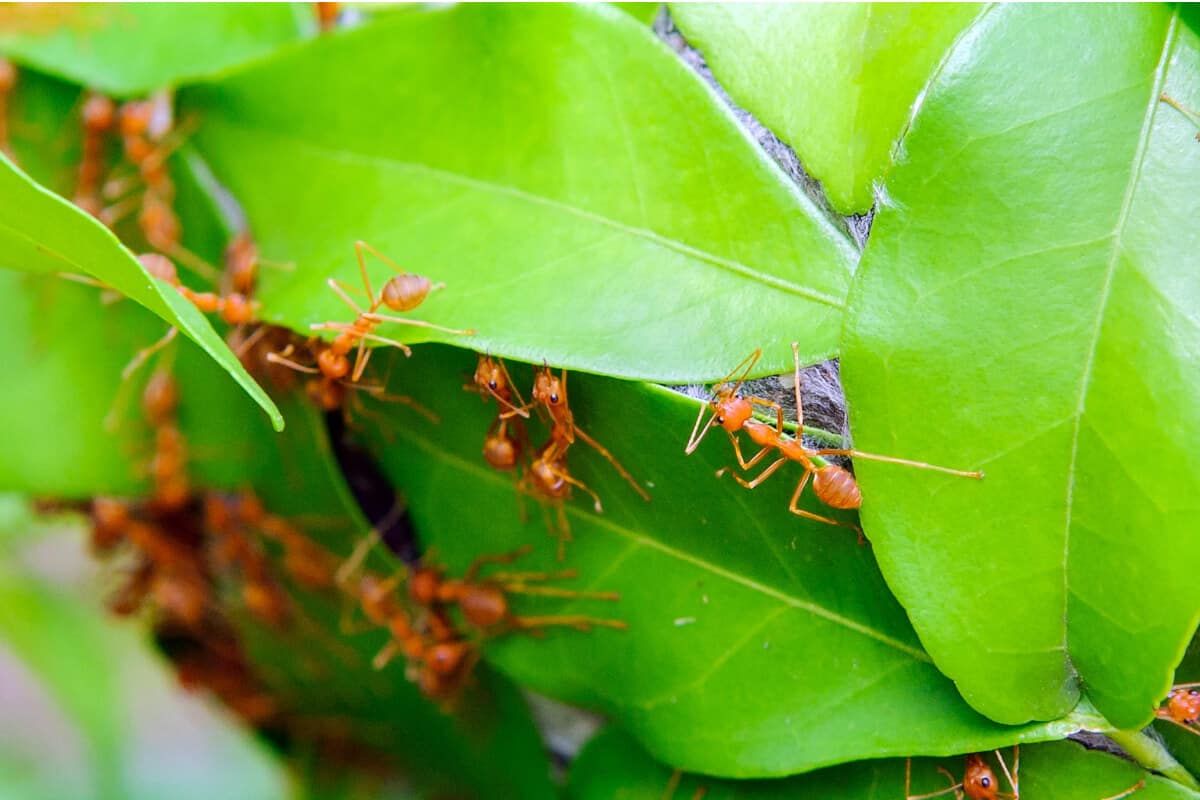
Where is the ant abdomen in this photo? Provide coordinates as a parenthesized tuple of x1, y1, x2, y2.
(460, 585, 508, 628)
(813, 465, 861, 510)
(381, 273, 431, 311)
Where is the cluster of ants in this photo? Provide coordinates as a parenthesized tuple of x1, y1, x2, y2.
(5, 21, 1200, 795)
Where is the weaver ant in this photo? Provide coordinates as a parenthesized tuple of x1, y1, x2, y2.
(686, 343, 982, 535)
(1161, 93, 1200, 140)
(466, 354, 531, 475)
(309, 240, 474, 382)
(519, 440, 604, 558)
(138, 252, 259, 325)
(0, 58, 15, 160)
(1157, 683, 1200, 735)
(266, 338, 438, 425)
(203, 493, 294, 628)
(532, 364, 650, 502)
(408, 544, 626, 635)
(73, 90, 116, 218)
(904, 748, 1141, 800)
(351, 572, 476, 700)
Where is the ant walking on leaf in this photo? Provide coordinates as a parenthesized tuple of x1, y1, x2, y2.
(308, 240, 474, 382)
(686, 343, 982, 537)
(904, 747, 1143, 800)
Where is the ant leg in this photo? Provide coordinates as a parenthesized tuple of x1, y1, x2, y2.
(462, 544, 534, 583)
(905, 759, 963, 800)
(787, 471, 863, 536)
(790, 341, 806, 430)
(717, 456, 789, 489)
(997, 745, 1018, 798)
(101, 193, 142, 227)
(573, 425, 649, 501)
(498, 358, 531, 415)
(58, 272, 111, 290)
(365, 311, 475, 337)
(163, 243, 221, 284)
(810, 448, 984, 479)
(265, 347, 320, 375)
(717, 348, 762, 397)
(326, 277, 370, 315)
(662, 769, 683, 800)
(312, 326, 415, 362)
(749, 396, 785, 434)
(725, 429, 774, 471)
(352, 383, 440, 424)
(121, 326, 178, 380)
(1098, 780, 1145, 800)
(510, 614, 627, 632)
(351, 337, 373, 382)
(335, 528, 382, 588)
(372, 640, 401, 671)
(500, 583, 620, 602)
(549, 463, 604, 514)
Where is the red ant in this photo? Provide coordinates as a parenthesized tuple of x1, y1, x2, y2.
(352, 572, 476, 700)
(408, 544, 626, 635)
(904, 748, 1141, 800)
(1161, 93, 1200, 141)
(466, 354, 531, 474)
(73, 90, 116, 218)
(142, 366, 191, 512)
(138, 252, 259, 325)
(687, 343, 982, 535)
(532, 364, 650, 502)
(203, 493, 293, 628)
(519, 440, 604, 558)
(229, 490, 340, 591)
(308, 240, 474, 382)
(0, 58, 15, 161)
(266, 338, 438, 425)
(315, 2, 340, 31)
(1157, 683, 1200, 734)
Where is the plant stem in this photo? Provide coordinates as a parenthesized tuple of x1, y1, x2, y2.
(1108, 728, 1200, 791)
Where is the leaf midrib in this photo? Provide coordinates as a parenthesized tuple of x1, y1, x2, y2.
(1060, 9, 1180, 654)
(388, 412, 932, 664)
(198, 121, 850, 310)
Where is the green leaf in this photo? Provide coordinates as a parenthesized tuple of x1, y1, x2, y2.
(841, 5, 1200, 727)
(0, 154, 282, 431)
(569, 728, 1200, 799)
(184, 3, 856, 382)
(0, 4, 312, 97)
(614, 3, 661, 25)
(671, 3, 983, 214)
(355, 345, 1088, 777)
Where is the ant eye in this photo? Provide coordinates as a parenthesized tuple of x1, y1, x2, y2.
(488, 380, 498, 390)
(550, 393, 559, 404)
(980, 777, 991, 788)
(716, 416, 724, 424)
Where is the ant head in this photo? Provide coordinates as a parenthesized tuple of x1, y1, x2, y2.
(459, 584, 508, 628)
(119, 101, 152, 137)
(533, 368, 565, 407)
(138, 252, 178, 285)
(474, 355, 503, 392)
(962, 754, 999, 800)
(408, 567, 441, 605)
(483, 431, 519, 470)
(426, 641, 471, 676)
(220, 293, 258, 326)
(317, 348, 350, 381)
(714, 395, 753, 432)
(381, 273, 432, 312)
(82, 93, 116, 132)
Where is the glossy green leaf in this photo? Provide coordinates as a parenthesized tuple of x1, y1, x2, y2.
(671, 3, 982, 214)
(0, 154, 282, 430)
(353, 344, 1092, 777)
(184, 3, 857, 382)
(841, 5, 1200, 727)
(568, 727, 1200, 800)
(614, 3, 661, 25)
(0, 4, 312, 97)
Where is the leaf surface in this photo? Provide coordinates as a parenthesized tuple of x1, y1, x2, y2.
(0, 4, 311, 96)
(671, 3, 982, 214)
(184, 4, 856, 382)
(568, 727, 1200, 799)
(841, 4, 1200, 727)
(357, 345, 1089, 777)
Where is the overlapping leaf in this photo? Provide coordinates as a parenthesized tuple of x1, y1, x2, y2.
(671, 3, 983, 214)
(841, 4, 1200, 727)
(0, 4, 311, 97)
(184, 3, 856, 382)
(352, 344, 1093, 777)
(568, 727, 1200, 799)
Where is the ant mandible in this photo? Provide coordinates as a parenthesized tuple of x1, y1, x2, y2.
(686, 343, 982, 535)
(532, 364, 650, 502)
(308, 240, 474, 382)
